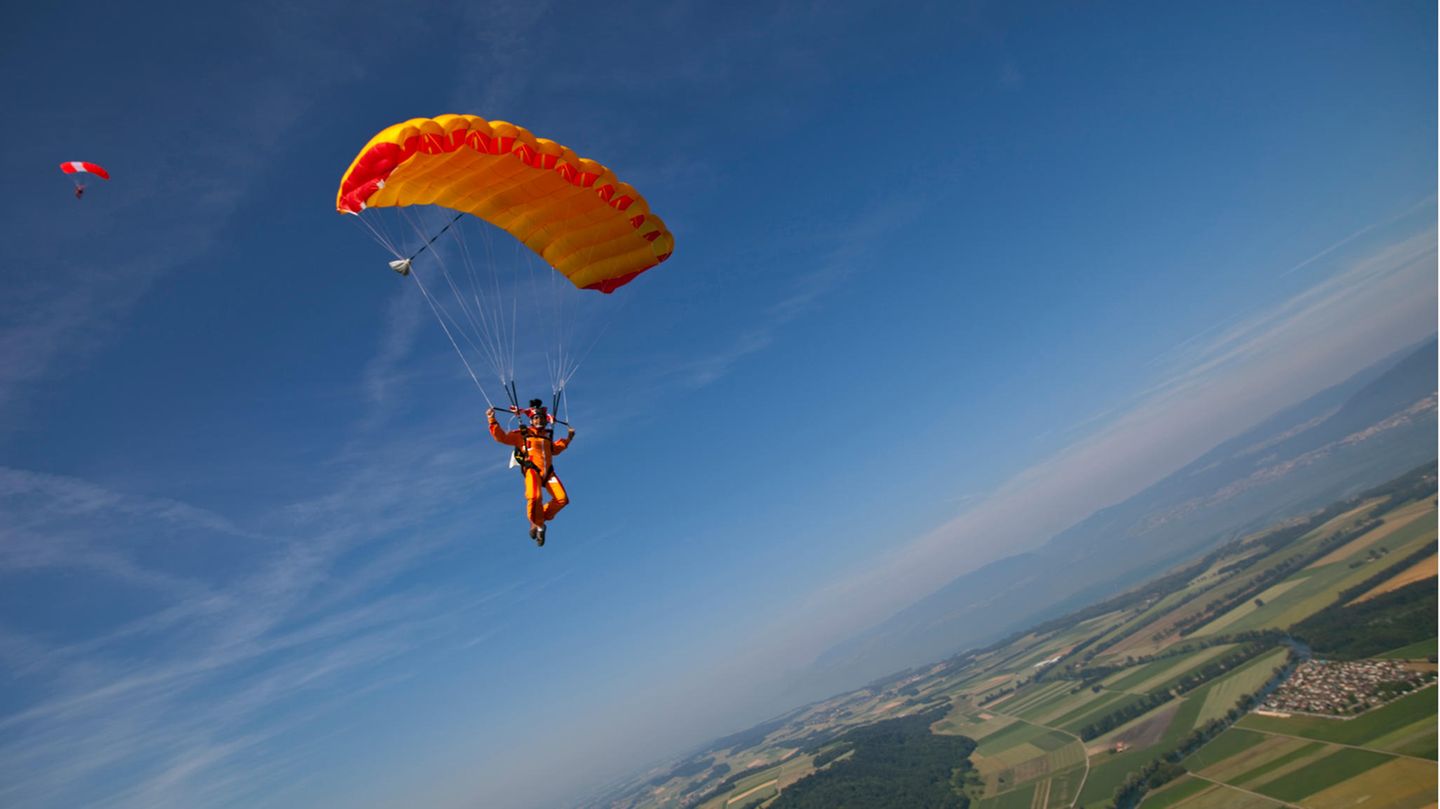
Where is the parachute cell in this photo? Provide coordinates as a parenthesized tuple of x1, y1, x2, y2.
(336, 114, 673, 293)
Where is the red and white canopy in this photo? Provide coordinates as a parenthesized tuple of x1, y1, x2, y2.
(59, 161, 110, 180)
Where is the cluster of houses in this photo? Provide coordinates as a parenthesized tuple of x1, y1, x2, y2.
(1258, 659, 1430, 717)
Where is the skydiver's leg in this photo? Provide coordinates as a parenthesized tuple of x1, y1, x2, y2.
(542, 475, 569, 521)
(524, 469, 545, 527)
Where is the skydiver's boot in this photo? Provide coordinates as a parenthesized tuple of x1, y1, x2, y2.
(535, 524, 547, 547)
(529, 524, 540, 545)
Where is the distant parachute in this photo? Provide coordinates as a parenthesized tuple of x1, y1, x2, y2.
(60, 161, 110, 199)
(60, 161, 110, 180)
(337, 114, 674, 416)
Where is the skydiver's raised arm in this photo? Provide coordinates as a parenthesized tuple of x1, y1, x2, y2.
(486, 408, 523, 447)
(552, 424, 575, 455)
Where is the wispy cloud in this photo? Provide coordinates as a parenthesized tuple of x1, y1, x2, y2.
(0, 439, 515, 808)
(0, 306, 532, 807)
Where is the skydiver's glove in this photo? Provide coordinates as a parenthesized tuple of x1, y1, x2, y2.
(485, 407, 496, 422)
(567, 427, 575, 438)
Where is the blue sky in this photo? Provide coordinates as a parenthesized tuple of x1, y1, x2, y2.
(0, 2, 1435, 807)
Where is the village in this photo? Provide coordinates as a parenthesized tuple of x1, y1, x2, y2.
(1258, 659, 1436, 717)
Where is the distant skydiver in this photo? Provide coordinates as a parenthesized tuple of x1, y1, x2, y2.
(60, 161, 110, 199)
(487, 400, 574, 547)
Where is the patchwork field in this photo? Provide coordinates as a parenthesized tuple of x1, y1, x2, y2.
(976, 763, 1087, 809)
(1174, 686, 1438, 809)
(932, 707, 1019, 740)
(1254, 747, 1393, 802)
(1102, 645, 1238, 694)
(1349, 554, 1437, 603)
(1194, 510, 1438, 636)
(1089, 699, 1183, 753)
(1306, 499, 1433, 568)
(968, 717, 1088, 797)
(1193, 648, 1290, 724)
(694, 752, 816, 809)
(1014, 684, 1116, 726)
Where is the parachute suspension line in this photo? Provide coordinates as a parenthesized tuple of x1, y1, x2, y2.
(452, 214, 512, 386)
(411, 214, 508, 384)
(352, 211, 406, 260)
(549, 247, 567, 399)
(519, 243, 567, 405)
(352, 209, 501, 410)
(521, 245, 559, 400)
(556, 299, 622, 394)
(467, 219, 517, 385)
(406, 261, 496, 409)
(397, 214, 504, 382)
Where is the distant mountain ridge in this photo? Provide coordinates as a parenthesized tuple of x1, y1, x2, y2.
(811, 338, 1438, 691)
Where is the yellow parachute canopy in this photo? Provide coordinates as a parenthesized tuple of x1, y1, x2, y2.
(337, 114, 673, 293)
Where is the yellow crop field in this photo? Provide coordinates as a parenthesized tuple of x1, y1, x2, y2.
(1298, 756, 1436, 809)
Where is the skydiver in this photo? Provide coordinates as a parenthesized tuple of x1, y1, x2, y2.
(487, 400, 574, 547)
(74, 185, 84, 200)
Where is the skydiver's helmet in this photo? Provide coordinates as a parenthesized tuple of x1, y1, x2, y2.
(527, 399, 548, 429)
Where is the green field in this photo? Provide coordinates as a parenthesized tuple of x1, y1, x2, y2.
(1378, 637, 1437, 660)
(977, 781, 1035, 809)
(1041, 764, 1086, 808)
(1138, 775, 1209, 808)
(1077, 746, 1160, 807)
(976, 717, 1065, 755)
(1236, 685, 1437, 751)
(1106, 645, 1239, 695)
(999, 681, 1072, 715)
(1057, 690, 1162, 734)
(1166, 782, 1285, 808)
(932, 707, 1018, 740)
(1181, 727, 1267, 770)
(1363, 713, 1438, 759)
(1253, 747, 1393, 802)
(1014, 684, 1115, 725)
(1192, 648, 1289, 724)
(1226, 740, 1328, 787)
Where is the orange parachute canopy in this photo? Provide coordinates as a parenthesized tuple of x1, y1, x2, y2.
(336, 114, 673, 293)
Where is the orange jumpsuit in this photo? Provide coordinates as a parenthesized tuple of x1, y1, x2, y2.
(488, 420, 571, 528)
